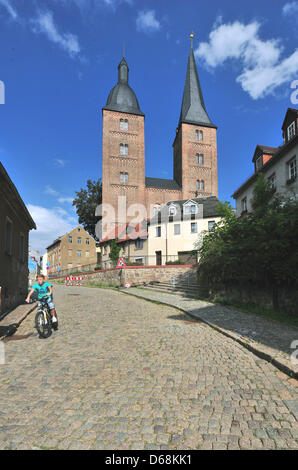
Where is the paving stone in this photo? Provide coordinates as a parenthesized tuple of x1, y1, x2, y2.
(0, 285, 297, 451)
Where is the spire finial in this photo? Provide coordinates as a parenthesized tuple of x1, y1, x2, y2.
(190, 31, 194, 49)
(123, 43, 125, 58)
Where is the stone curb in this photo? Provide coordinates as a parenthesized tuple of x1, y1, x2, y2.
(0, 303, 37, 340)
(119, 288, 298, 381)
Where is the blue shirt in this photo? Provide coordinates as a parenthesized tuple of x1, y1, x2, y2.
(33, 282, 52, 300)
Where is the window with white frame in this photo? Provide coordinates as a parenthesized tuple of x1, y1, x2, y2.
(268, 173, 276, 189)
(174, 224, 180, 235)
(169, 205, 176, 216)
(120, 172, 128, 183)
(153, 205, 161, 216)
(241, 197, 247, 212)
(77, 237, 82, 244)
(195, 130, 203, 141)
(120, 143, 128, 155)
(77, 250, 82, 257)
(86, 238, 90, 245)
(287, 122, 296, 141)
(208, 221, 215, 231)
(135, 239, 144, 249)
(196, 180, 204, 190)
(86, 251, 90, 257)
(196, 154, 204, 165)
(184, 204, 197, 214)
(120, 119, 128, 130)
(191, 222, 197, 233)
(5, 218, 13, 255)
(288, 157, 297, 180)
(68, 235, 72, 243)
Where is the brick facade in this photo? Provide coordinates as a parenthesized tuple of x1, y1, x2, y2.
(101, 46, 218, 233)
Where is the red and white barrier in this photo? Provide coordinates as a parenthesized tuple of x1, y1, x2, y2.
(65, 276, 84, 286)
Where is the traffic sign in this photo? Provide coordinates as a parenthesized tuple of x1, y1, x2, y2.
(116, 258, 127, 268)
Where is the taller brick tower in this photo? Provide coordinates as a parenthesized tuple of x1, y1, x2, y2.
(102, 56, 145, 225)
(173, 34, 218, 199)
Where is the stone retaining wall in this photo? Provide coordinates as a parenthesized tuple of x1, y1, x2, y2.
(52, 265, 197, 287)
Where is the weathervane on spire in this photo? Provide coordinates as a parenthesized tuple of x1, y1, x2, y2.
(190, 31, 194, 49)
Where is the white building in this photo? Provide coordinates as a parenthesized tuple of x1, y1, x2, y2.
(147, 196, 221, 265)
(232, 108, 298, 215)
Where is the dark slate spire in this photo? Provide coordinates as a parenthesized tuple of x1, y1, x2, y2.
(179, 34, 216, 128)
(103, 54, 144, 116)
(118, 57, 129, 83)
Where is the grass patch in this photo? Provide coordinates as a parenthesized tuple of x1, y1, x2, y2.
(84, 281, 119, 289)
(216, 297, 298, 328)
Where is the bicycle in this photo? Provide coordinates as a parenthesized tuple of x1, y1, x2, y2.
(35, 297, 59, 339)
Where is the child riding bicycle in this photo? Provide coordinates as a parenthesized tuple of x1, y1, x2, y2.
(26, 274, 58, 325)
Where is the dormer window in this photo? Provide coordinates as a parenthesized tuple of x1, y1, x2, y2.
(256, 156, 263, 171)
(184, 203, 197, 214)
(169, 205, 176, 216)
(288, 122, 296, 141)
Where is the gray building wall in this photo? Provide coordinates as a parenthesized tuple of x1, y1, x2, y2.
(235, 141, 298, 216)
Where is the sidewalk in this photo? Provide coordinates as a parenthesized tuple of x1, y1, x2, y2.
(121, 287, 298, 380)
(0, 302, 37, 339)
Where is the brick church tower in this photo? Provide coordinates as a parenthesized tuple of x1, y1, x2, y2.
(101, 35, 218, 233)
(102, 56, 146, 225)
(173, 34, 218, 199)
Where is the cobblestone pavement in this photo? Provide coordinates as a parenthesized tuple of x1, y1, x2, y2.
(0, 286, 297, 450)
(124, 287, 298, 377)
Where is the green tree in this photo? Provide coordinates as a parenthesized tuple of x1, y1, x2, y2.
(73, 179, 102, 240)
(196, 175, 298, 310)
(109, 239, 121, 266)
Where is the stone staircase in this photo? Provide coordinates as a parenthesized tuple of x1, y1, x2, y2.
(144, 275, 199, 299)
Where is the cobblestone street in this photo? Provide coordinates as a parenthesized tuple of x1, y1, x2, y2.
(0, 285, 297, 450)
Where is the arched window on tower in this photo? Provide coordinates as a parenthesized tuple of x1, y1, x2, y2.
(196, 180, 205, 191)
(120, 143, 128, 155)
(196, 130, 203, 141)
(196, 154, 204, 165)
(120, 119, 128, 131)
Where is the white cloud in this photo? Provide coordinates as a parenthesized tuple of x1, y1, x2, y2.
(28, 204, 77, 253)
(0, 0, 17, 20)
(44, 185, 73, 204)
(282, 1, 298, 16)
(53, 158, 68, 167)
(31, 10, 81, 58)
(195, 20, 298, 99)
(58, 196, 74, 204)
(136, 10, 161, 33)
(44, 185, 59, 196)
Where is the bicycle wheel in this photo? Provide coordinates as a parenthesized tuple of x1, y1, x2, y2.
(35, 310, 52, 339)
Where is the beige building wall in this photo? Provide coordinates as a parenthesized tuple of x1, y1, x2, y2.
(147, 216, 220, 265)
(47, 226, 97, 275)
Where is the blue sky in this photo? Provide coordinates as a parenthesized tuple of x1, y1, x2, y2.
(0, 0, 298, 252)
